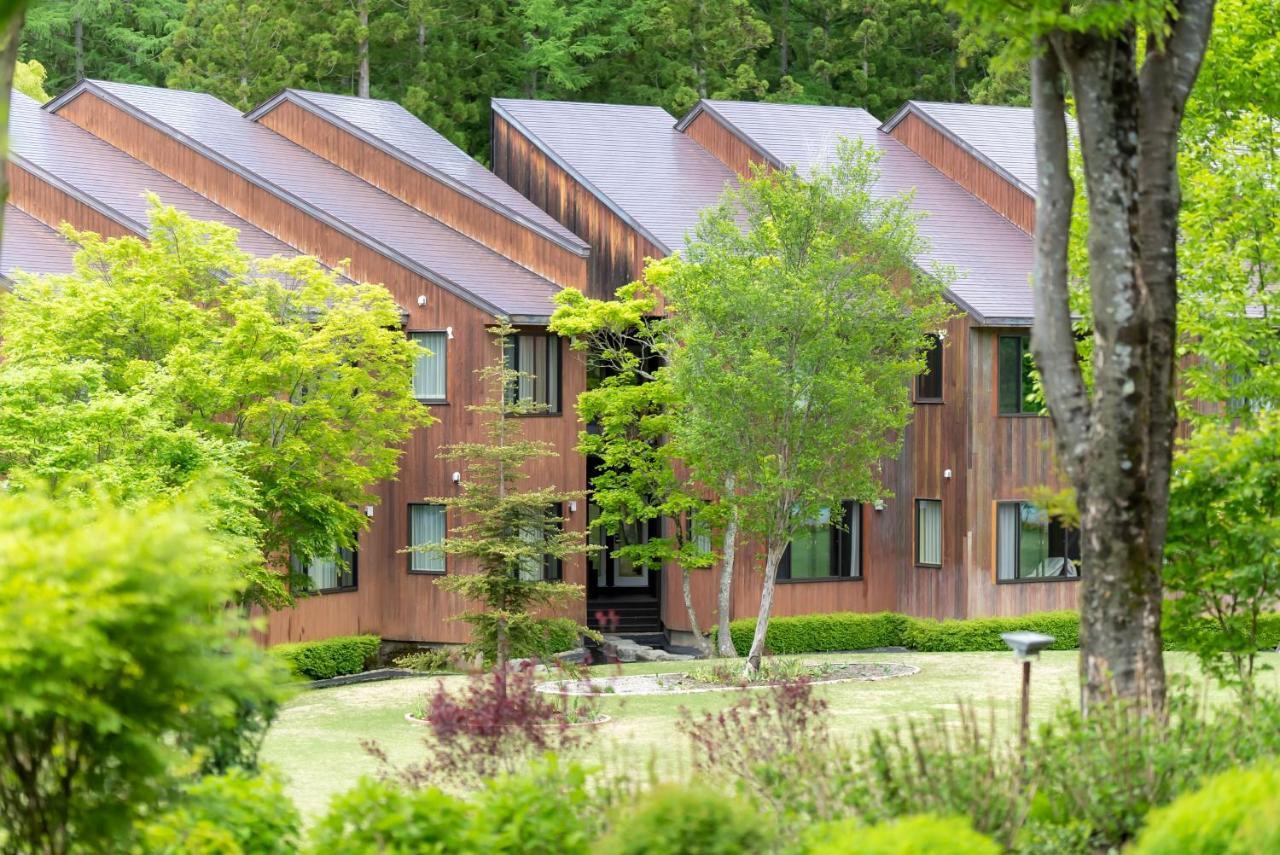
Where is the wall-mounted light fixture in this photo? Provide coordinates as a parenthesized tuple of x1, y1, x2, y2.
(451, 471, 461, 485)
(446, 326, 454, 340)
(568, 500, 578, 513)
(363, 505, 375, 518)
(416, 295, 427, 307)
(873, 499, 885, 511)
(944, 468, 953, 480)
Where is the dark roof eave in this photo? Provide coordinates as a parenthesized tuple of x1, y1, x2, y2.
(49, 81, 543, 320)
(490, 98, 673, 256)
(246, 90, 590, 258)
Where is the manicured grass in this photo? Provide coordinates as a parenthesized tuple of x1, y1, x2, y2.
(260, 651, 1277, 820)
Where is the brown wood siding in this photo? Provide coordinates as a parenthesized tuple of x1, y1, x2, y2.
(8, 163, 134, 238)
(682, 111, 770, 175)
(889, 113, 1036, 234)
(257, 101, 588, 291)
(491, 114, 663, 300)
(53, 90, 591, 645)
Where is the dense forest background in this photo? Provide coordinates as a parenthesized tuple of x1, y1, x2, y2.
(19, 0, 1022, 159)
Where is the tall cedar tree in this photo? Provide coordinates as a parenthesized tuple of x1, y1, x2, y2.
(423, 323, 590, 666)
(22, 0, 181, 91)
(551, 282, 722, 656)
(948, 0, 1216, 710)
(657, 142, 951, 674)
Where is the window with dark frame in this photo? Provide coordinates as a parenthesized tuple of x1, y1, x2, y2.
(505, 331, 561, 413)
(293, 546, 357, 592)
(409, 331, 447, 401)
(998, 334, 1041, 415)
(408, 503, 446, 573)
(778, 502, 862, 580)
(915, 499, 942, 566)
(916, 334, 944, 402)
(996, 501, 1081, 581)
(517, 502, 564, 582)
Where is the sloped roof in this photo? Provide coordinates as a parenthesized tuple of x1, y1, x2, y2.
(1, 205, 77, 285)
(248, 89, 588, 256)
(492, 98, 738, 253)
(882, 101, 1052, 197)
(10, 91, 298, 259)
(50, 80, 562, 320)
(684, 100, 1037, 324)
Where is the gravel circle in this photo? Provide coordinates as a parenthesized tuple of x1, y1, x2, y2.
(536, 662, 920, 696)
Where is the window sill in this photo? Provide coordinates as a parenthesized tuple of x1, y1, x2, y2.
(915, 563, 942, 569)
(778, 575, 863, 585)
(416, 398, 449, 406)
(408, 569, 447, 576)
(996, 575, 1081, 585)
(311, 586, 359, 595)
(914, 398, 944, 405)
(510, 411, 563, 418)
(997, 411, 1047, 419)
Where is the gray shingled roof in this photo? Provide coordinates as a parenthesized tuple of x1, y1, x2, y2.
(492, 98, 738, 253)
(2, 205, 77, 284)
(10, 91, 299, 260)
(250, 89, 588, 255)
(691, 100, 1037, 324)
(56, 80, 561, 320)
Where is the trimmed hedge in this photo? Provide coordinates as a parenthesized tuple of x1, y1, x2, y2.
(271, 634, 381, 681)
(716, 611, 1082, 656)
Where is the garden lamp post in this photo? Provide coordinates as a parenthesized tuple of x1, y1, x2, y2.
(1000, 631, 1056, 749)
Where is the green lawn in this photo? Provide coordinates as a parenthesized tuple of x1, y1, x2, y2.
(261, 651, 1276, 819)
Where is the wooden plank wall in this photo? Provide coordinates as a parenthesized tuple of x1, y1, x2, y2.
(8, 163, 134, 238)
(888, 113, 1036, 234)
(681, 111, 769, 176)
(256, 101, 588, 291)
(491, 114, 663, 300)
(53, 90, 590, 645)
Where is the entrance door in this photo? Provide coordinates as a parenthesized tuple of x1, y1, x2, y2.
(588, 505, 657, 592)
(612, 519, 650, 588)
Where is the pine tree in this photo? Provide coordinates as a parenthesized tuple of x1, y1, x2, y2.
(22, 0, 184, 92)
(421, 323, 591, 666)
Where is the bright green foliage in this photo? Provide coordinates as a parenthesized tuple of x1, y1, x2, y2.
(271, 634, 382, 681)
(308, 760, 594, 854)
(139, 770, 301, 855)
(536, 617, 598, 656)
(597, 785, 775, 855)
(421, 323, 590, 665)
(904, 611, 1080, 653)
(1163, 413, 1280, 698)
(802, 815, 1000, 855)
(1132, 763, 1280, 855)
(0, 488, 285, 855)
(0, 202, 431, 606)
(14, 57, 49, 100)
(21, 0, 183, 91)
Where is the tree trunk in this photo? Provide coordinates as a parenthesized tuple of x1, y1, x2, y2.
(73, 14, 84, 80)
(680, 567, 710, 656)
(716, 500, 738, 658)
(744, 542, 786, 675)
(357, 0, 370, 98)
(778, 0, 789, 78)
(1029, 1, 1215, 711)
(0, 8, 24, 244)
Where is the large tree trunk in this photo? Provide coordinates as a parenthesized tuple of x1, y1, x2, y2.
(744, 542, 786, 675)
(0, 8, 24, 245)
(73, 13, 83, 80)
(1028, 1, 1215, 712)
(357, 0, 370, 98)
(680, 567, 709, 657)
(716, 500, 739, 658)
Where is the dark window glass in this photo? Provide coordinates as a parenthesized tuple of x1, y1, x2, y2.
(294, 546, 357, 592)
(505, 332, 561, 413)
(996, 502, 1082, 580)
(517, 503, 564, 582)
(779, 502, 861, 580)
(916, 334, 944, 401)
(998, 335, 1040, 414)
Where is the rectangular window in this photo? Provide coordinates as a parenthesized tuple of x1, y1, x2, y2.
(408, 504, 446, 573)
(506, 332, 561, 413)
(916, 334, 944, 402)
(518, 503, 564, 582)
(998, 334, 1039, 414)
(410, 331, 447, 402)
(779, 502, 862, 580)
(996, 502, 1081, 580)
(916, 499, 942, 566)
(295, 546, 357, 592)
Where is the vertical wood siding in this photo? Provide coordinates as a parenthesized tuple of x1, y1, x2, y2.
(888, 113, 1036, 234)
(8, 163, 134, 238)
(681, 111, 770, 175)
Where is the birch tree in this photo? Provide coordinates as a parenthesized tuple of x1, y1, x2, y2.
(657, 143, 950, 674)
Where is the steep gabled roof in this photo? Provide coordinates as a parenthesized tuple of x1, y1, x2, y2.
(49, 80, 563, 320)
(247, 89, 589, 257)
(882, 101, 1050, 197)
(1, 205, 77, 287)
(492, 98, 737, 254)
(10, 91, 297, 258)
(685, 100, 1037, 325)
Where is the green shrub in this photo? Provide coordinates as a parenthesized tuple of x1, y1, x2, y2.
(597, 785, 775, 855)
(802, 815, 1001, 855)
(271, 634, 381, 680)
(529, 617, 599, 658)
(308, 778, 470, 853)
(1131, 763, 1280, 855)
(903, 611, 1079, 652)
(468, 759, 594, 854)
(720, 612, 913, 656)
(393, 647, 456, 673)
(139, 770, 300, 854)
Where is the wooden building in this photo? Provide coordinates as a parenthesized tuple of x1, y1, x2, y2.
(3, 80, 1078, 650)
